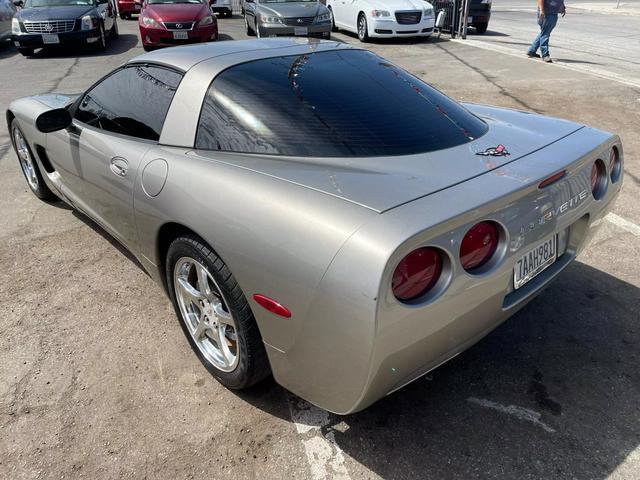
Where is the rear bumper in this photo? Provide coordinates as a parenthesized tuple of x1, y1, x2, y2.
(139, 25, 217, 46)
(257, 22, 331, 37)
(469, 4, 491, 23)
(265, 127, 623, 414)
(118, 1, 142, 14)
(12, 29, 101, 48)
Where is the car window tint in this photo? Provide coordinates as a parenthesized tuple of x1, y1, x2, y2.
(75, 65, 182, 141)
(196, 50, 488, 157)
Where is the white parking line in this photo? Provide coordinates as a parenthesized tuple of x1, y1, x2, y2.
(605, 212, 640, 237)
(467, 397, 556, 433)
(288, 396, 351, 480)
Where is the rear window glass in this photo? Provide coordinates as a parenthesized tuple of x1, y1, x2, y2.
(196, 49, 487, 157)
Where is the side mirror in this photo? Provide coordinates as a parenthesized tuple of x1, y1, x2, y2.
(36, 108, 73, 133)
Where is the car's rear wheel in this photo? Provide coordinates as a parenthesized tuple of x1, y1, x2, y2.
(11, 120, 55, 200)
(244, 14, 255, 35)
(18, 47, 34, 57)
(357, 13, 369, 42)
(474, 22, 488, 34)
(166, 235, 271, 389)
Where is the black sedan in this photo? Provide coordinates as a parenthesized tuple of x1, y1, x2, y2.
(11, 0, 118, 56)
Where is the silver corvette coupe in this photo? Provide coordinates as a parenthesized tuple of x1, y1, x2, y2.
(7, 39, 623, 414)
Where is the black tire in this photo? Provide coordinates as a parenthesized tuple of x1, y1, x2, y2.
(474, 22, 488, 34)
(96, 23, 107, 51)
(166, 235, 271, 389)
(143, 44, 154, 51)
(245, 14, 255, 36)
(119, 12, 127, 19)
(225, 10, 232, 17)
(110, 18, 119, 38)
(357, 13, 369, 42)
(18, 47, 34, 57)
(10, 119, 55, 201)
(328, 6, 336, 31)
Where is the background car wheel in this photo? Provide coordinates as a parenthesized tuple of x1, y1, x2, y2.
(119, 12, 127, 19)
(167, 235, 271, 389)
(245, 15, 255, 35)
(11, 119, 55, 201)
(143, 44, 154, 52)
(96, 23, 107, 51)
(18, 47, 34, 57)
(357, 13, 369, 42)
(328, 6, 336, 31)
(474, 22, 488, 34)
(111, 18, 119, 38)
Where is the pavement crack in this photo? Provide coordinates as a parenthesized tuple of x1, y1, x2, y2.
(47, 58, 80, 94)
(435, 42, 542, 113)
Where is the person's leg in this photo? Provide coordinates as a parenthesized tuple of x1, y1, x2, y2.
(527, 15, 543, 55)
(539, 13, 558, 58)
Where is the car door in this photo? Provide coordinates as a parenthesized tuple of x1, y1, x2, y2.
(46, 64, 183, 250)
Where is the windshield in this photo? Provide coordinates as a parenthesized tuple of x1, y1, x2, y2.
(148, 0, 203, 4)
(24, 0, 93, 6)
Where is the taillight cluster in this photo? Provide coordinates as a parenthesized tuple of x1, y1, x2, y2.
(608, 146, 621, 183)
(392, 221, 500, 302)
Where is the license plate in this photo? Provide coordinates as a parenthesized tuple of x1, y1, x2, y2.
(173, 31, 189, 39)
(42, 34, 59, 44)
(294, 27, 308, 35)
(513, 235, 557, 289)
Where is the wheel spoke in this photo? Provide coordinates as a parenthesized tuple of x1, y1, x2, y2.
(193, 314, 209, 340)
(212, 300, 233, 326)
(217, 325, 234, 367)
(196, 265, 212, 299)
(177, 276, 205, 304)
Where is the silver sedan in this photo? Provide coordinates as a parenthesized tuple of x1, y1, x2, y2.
(243, 0, 331, 38)
(6, 39, 623, 413)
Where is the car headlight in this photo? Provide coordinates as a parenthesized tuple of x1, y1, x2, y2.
(315, 12, 331, 22)
(11, 17, 21, 34)
(198, 15, 214, 26)
(80, 15, 99, 30)
(259, 14, 283, 24)
(422, 8, 434, 18)
(141, 16, 161, 27)
(371, 9, 390, 17)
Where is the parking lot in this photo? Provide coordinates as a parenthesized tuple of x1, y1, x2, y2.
(1, 4, 640, 479)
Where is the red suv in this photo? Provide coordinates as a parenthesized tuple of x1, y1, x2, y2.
(139, 0, 218, 51)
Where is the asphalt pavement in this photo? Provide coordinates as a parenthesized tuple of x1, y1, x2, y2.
(1, 11, 639, 480)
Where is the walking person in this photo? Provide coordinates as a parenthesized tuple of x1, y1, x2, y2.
(527, 0, 566, 63)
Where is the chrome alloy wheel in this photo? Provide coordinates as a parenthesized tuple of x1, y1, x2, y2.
(358, 15, 366, 40)
(173, 257, 239, 372)
(13, 128, 38, 191)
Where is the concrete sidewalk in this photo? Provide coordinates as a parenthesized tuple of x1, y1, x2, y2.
(569, 1, 640, 16)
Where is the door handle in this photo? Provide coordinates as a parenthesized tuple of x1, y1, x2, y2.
(110, 157, 129, 177)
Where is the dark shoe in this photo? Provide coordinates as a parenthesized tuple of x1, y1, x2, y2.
(542, 56, 553, 63)
(527, 51, 541, 58)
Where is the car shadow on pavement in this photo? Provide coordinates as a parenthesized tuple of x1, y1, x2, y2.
(28, 34, 139, 59)
(0, 40, 16, 59)
(238, 261, 640, 479)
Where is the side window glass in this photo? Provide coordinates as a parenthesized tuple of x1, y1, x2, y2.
(75, 65, 183, 141)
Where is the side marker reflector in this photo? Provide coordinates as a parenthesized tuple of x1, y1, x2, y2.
(253, 294, 292, 318)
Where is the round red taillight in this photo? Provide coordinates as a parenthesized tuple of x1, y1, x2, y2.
(460, 221, 499, 271)
(591, 160, 606, 198)
(392, 247, 442, 301)
(609, 147, 620, 182)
